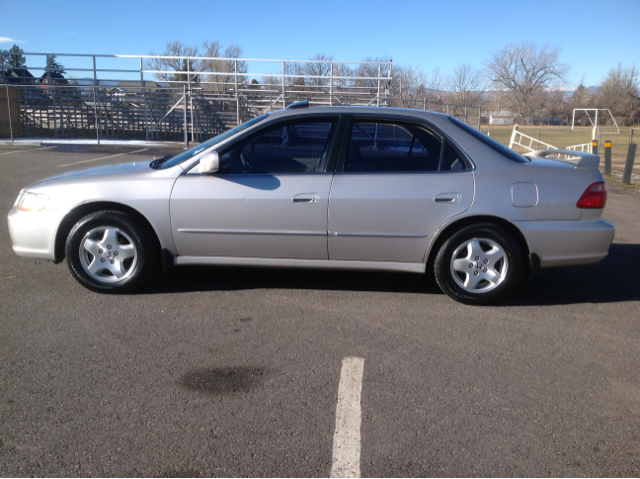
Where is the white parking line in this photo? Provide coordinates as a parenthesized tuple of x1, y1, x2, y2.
(330, 357, 365, 478)
(57, 148, 150, 167)
(0, 146, 56, 156)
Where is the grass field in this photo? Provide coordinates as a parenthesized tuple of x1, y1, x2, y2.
(480, 126, 636, 158)
(479, 125, 639, 190)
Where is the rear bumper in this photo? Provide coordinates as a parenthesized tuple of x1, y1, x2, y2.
(514, 218, 615, 268)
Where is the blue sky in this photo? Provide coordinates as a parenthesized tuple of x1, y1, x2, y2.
(1, 0, 638, 87)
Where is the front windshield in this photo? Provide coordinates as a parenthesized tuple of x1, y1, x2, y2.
(158, 114, 269, 169)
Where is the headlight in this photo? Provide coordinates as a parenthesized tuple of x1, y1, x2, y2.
(17, 191, 50, 212)
(13, 189, 25, 208)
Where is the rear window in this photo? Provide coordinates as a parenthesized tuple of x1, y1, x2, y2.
(450, 117, 529, 163)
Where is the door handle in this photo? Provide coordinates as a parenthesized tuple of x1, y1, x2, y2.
(434, 193, 461, 204)
(291, 193, 319, 204)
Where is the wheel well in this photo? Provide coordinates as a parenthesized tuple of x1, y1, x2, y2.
(54, 202, 162, 263)
(425, 215, 533, 276)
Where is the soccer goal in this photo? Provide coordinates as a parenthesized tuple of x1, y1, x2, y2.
(572, 109, 620, 135)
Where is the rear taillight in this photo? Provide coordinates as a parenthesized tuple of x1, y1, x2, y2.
(577, 182, 607, 209)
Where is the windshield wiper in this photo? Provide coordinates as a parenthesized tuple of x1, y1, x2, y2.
(149, 154, 172, 169)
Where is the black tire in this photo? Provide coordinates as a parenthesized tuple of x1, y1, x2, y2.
(65, 210, 156, 293)
(434, 224, 522, 305)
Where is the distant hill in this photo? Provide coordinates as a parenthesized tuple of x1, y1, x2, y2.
(562, 86, 598, 98)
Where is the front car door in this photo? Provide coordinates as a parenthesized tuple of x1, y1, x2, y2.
(328, 116, 474, 263)
(171, 115, 341, 259)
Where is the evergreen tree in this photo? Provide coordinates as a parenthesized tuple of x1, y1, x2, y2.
(1, 44, 26, 68)
(45, 54, 65, 75)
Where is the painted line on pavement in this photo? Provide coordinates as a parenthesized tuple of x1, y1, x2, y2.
(330, 356, 365, 478)
(0, 146, 56, 157)
(57, 148, 150, 167)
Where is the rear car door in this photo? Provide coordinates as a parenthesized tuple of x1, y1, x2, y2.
(327, 116, 474, 263)
(171, 115, 341, 259)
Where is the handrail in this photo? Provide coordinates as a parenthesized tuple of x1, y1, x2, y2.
(0, 52, 393, 85)
(508, 124, 585, 160)
(509, 125, 557, 152)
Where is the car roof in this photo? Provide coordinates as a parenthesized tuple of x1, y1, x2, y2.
(266, 105, 451, 122)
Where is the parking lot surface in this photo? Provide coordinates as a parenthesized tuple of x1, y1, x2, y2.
(1, 144, 639, 477)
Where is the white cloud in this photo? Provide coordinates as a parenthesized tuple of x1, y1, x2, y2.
(0, 37, 25, 45)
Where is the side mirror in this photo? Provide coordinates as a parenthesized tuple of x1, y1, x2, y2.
(198, 151, 219, 174)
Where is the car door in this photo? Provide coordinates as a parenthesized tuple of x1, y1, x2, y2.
(327, 117, 474, 263)
(171, 116, 341, 259)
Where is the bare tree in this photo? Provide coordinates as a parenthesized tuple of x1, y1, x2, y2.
(332, 62, 353, 90)
(200, 42, 247, 91)
(448, 63, 484, 107)
(596, 63, 639, 120)
(301, 53, 333, 89)
(288, 62, 307, 91)
(354, 55, 391, 92)
(222, 44, 248, 86)
(389, 64, 427, 107)
(199, 39, 221, 80)
(484, 42, 569, 119)
(425, 67, 445, 103)
(146, 41, 200, 84)
(542, 87, 568, 124)
(262, 61, 304, 91)
(395, 65, 425, 95)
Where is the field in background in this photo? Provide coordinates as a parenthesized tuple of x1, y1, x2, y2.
(482, 126, 636, 158)
(480, 126, 639, 189)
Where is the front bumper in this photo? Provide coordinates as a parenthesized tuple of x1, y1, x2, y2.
(514, 218, 615, 268)
(7, 206, 67, 261)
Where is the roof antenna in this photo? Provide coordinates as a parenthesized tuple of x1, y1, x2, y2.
(286, 100, 309, 110)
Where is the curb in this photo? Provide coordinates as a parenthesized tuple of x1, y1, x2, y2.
(0, 141, 42, 147)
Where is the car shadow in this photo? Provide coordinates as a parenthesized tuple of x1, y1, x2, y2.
(140, 243, 640, 306)
(143, 265, 436, 296)
(504, 243, 640, 306)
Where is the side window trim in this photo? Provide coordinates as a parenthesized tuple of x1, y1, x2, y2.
(335, 115, 354, 173)
(438, 140, 446, 171)
(325, 114, 348, 174)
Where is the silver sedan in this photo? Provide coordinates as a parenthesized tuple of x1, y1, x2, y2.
(8, 103, 615, 304)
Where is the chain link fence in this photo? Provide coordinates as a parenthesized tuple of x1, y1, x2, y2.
(389, 97, 481, 128)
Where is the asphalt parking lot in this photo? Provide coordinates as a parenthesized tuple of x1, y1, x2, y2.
(1, 144, 639, 477)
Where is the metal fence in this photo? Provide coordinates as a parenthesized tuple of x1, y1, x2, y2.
(389, 97, 481, 128)
(0, 83, 257, 144)
(1, 83, 484, 145)
(1, 52, 483, 144)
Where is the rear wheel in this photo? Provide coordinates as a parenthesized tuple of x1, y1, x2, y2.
(65, 211, 156, 293)
(434, 224, 522, 305)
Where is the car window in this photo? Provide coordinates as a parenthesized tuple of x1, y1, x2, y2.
(442, 140, 467, 171)
(449, 117, 529, 163)
(218, 118, 337, 174)
(344, 121, 463, 173)
(157, 114, 269, 169)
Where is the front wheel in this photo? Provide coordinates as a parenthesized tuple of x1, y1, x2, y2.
(434, 224, 522, 305)
(65, 211, 156, 293)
